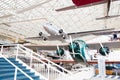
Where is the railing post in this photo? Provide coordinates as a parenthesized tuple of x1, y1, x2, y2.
(47, 62, 50, 80)
(30, 52, 33, 68)
(14, 67, 17, 80)
(0, 45, 3, 55)
(69, 36, 75, 57)
(16, 44, 19, 59)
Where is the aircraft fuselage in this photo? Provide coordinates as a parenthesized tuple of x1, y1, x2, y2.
(43, 23, 61, 35)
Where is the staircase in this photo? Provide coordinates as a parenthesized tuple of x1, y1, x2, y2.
(0, 44, 72, 80)
(0, 57, 40, 80)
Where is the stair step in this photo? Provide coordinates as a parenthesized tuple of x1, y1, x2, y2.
(0, 58, 5, 60)
(17, 76, 40, 80)
(0, 58, 17, 62)
(0, 60, 22, 64)
(0, 63, 26, 70)
(1, 75, 40, 80)
(0, 69, 30, 75)
(0, 71, 35, 76)
(0, 68, 30, 71)
(0, 72, 35, 78)
(0, 66, 14, 69)
(8, 58, 16, 60)
(0, 61, 20, 65)
(0, 60, 19, 63)
(0, 68, 15, 72)
(0, 57, 40, 80)
(0, 64, 22, 67)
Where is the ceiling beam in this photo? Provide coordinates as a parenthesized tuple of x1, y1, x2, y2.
(0, 0, 53, 19)
(0, 18, 47, 24)
(0, 32, 29, 44)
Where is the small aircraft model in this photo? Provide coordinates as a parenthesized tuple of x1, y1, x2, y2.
(56, 0, 120, 19)
(26, 22, 114, 41)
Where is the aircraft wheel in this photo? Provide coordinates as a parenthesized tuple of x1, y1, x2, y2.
(63, 36, 66, 39)
(43, 37, 47, 41)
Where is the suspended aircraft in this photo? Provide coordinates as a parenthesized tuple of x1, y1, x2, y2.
(69, 35, 120, 65)
(56, 0, 120, 19)
(67, 34, 120, 65)
(25, 22, 114, 41)
(25, 33, 120, 65)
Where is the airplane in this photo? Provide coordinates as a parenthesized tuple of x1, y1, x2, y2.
(25, 32, 120, 65)
(23, 33, 120, 74)
(25, 22, 115, 41)
(56, 0, 120, 19)
(67, 34, 120, 64)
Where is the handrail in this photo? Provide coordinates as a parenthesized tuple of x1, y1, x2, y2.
(18, 44, 72, 75)
(19, 47, 62, 73)
(0, 45, 3, 55)
(0, 54, 33, 80)
(17, 58, 48, 80)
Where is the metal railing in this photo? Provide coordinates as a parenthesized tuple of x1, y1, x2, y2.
(0, 54, 33, 80)
(0, 44, 72, 80)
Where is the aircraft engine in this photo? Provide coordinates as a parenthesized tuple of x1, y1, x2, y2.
(59, 29, 63, 34)
(68, 40, 90, 62)
(39, 32, 43, 36)
(56, 48, 64, 56)
(99, 46, 110, 56)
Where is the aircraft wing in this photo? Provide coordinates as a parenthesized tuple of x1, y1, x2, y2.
(26, 35, 65, 40)
(56, 0, 106, 11)
(67, 28, 114, 38)
(68, 29, 120, 40)
(24, 40, 120, 50)
(67, 28, 114, 35)
(25, 36, 43, 40)
(92, 30, 120, 35)
(88, 41, 120, 49)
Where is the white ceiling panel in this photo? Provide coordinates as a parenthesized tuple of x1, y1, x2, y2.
(0, 0, 120, 44)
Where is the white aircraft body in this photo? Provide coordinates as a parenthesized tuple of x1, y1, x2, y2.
(43, 23, 64, 35)
(26, 23, 115, 41)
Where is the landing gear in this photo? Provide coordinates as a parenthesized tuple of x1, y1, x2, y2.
(39, 32, 47, 41)
(62, 35, 66, 39)
(43, 37, 47, 41)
